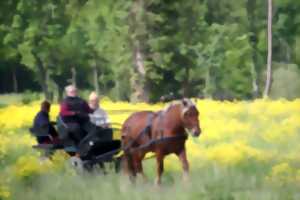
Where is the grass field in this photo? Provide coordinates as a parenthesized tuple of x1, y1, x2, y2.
(0, 99, 300, 200)
(0, 94, 23, 108)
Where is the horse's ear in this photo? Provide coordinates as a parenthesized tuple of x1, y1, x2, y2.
(182, 98, 188, 107)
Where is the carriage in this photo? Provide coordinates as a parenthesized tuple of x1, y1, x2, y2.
(30, 98, 201, 184)
(30, 116, 122, 172)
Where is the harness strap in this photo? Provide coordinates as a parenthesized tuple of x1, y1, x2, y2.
(123, 113, 155, 152)
(157, 110, 165, 137)
(123, 105, 189, 155)
(129, 134, 188, 153)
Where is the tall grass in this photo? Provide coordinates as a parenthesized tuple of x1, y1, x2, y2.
(9, 160, 300, 200)
(0, 99, 300, 199)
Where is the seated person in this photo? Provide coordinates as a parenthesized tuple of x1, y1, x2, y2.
(32, 101, 59, 144)
(73, 92, 114, 158)
(88, 92, 111, 128)
(59, 85, 94, 146)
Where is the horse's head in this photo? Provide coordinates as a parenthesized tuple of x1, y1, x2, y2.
(180, 98, 201, 137)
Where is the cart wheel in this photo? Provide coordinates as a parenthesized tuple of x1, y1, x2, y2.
(69, 156, 84, 172)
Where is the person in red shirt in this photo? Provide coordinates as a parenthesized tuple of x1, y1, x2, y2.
(59, 85, 93, 145)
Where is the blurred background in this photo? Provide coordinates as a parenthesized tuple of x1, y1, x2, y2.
(1, 1, 300, 199)
(0, 0, 299, 104)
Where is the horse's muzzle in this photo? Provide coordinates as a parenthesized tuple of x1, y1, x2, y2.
(191, 127, 201, 137)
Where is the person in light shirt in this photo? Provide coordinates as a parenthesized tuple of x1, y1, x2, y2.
(88, 92, 111, 128)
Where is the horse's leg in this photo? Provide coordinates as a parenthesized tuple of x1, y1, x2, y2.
(121, 135, 137, 180)
(177, 148, 189, 182)
(134, 159, 147, 182)
(155, 153, 164, 186)
(121, 153, 130, 175)
(122, 152, 136, 182)
(134, 152, 147, 182)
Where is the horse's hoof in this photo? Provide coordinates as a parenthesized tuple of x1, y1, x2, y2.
(136, 174, 148, 184)
(182, 173, 191, 188)
(183, 174, 189, 183)
(154, 178, 161, 187)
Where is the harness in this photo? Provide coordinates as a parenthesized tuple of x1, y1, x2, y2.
(123, 109, 188, 154)
(128, 134, 188, 154)
(123, 113, 155, 152)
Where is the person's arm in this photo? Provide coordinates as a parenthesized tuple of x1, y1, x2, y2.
(83, 101, 93, 113)
(102, 110, 111, 128)
(60, 102, 75, 116)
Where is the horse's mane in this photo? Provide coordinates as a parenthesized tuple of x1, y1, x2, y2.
(162, 100, 180, 112)
(163, 98, 196, 114)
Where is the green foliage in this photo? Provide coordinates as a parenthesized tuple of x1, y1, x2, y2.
(21, 90, 40, 104)
(0, 0, 300, 101)
(0, 93, 23, 106)
(271, 64, 300, 99)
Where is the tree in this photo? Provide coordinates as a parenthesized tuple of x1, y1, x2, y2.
(6, 0, 71, 100)
(0, 0, 22, 93)
(264, 0, 273, 97)
(85, 0, 129, 95)
(1, 0, 300, 101)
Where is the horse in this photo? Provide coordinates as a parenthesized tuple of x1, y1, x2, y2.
(121, 98, 201, 185)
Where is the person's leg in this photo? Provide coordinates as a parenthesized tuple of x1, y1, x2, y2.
(79, 121, 100, 145)
(37, 136, 51, 144)
(49, 125, 58, 137)
(48, 125, 61, 144)
(66, 123, 82, 145)
(81, 120, 97, 136)
(99, 128, 113, 141)
(76, 121, 95, 158)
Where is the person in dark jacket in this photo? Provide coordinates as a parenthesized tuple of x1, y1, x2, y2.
(59, 85, 95, 146)
(32, 101, 58, 144)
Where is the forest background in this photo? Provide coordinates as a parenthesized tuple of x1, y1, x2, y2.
(1, 0, 300, 102)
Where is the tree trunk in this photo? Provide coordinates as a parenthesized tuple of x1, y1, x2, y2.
(204, 65, 216, 98)
(182, 66, 190, 97)
(264, 0, 273, 97)
(129, 0, 149, 102)
(34, 54, 50, 100)
(251, 64, 259, 97)
(246, 0, 259, 98)
(204, 67, 211, 98)
(71, 67, 77, 87)
(38, 66, 50, 100)
(12, 67, 18, 93)
(131, 45, 149, 102)
(93, 65, 99, 95)
(57, 85, 64, 102)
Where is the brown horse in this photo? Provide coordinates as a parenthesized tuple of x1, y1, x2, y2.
(121, 98, 201, 184)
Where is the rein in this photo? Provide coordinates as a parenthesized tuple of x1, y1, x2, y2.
(128, 134, 188, 154)
(87, 104, 190, 164)
(87, 134, 188, 165)
(123, 113, 155, 152)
